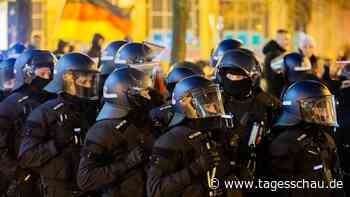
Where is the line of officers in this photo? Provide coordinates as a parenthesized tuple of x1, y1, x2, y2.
(0, 39, 348, 197)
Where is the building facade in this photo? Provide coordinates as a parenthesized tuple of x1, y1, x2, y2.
(1, 0, 350, 60)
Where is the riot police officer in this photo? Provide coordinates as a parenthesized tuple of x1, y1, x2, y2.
(335, 64, 350, 196)
(271, 52, 318, 91)
(211, 39, 243, 67)
(215, 49, 281, 195)
(115, 42, 165, 107)
(0, 50, 56, 197)
(99, 40, 128, 91)
(0, 58, 16, 101)
(270, 80, 342, 197)
(98, 40, 128, 108)
(18, 52, 100, 197)
(78, 65, 157, 196)
(147, 75, 241, 197)
(215, 49, 281, 127)
(170, 61, 205, 77)
(149, 65, 201, 137)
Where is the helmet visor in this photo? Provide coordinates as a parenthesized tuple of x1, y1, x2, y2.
(299, 95, 338, 126)
(0, 67, 15, 91)
(63, 70, 100, 100)
(180, 84, 225, 119)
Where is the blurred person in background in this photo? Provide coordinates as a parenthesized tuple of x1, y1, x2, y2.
(263, 29, 291, 97)
(87, 33, 105, 65)
(53, 39, 70, 59)
(298, 34, 320, 77)
(27, 35, 42, 50)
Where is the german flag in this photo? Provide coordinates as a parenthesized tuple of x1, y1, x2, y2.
(56, 0, 132, 43)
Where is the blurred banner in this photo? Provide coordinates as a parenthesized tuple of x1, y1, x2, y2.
(56, 0, 132, 43)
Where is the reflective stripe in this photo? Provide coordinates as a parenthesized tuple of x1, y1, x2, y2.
(282, 100, 292, 106)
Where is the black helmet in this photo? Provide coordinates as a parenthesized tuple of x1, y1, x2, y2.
(97, 66, 153, 120)
(283, 52, 312, 82)
(170, 61, 204, 76)
(216, 49, 261, 98)
(172, 75, 225, 119)
(13, 50, 56, 91)
(211, 39, 243, 67)
(166, 66, 197, 94)
(276, 80, 337, 127)
(100, 40, 128, 76)
(6, 42, 26, 59)
(45, 52, 100, 100)
(0, 58, 16, 91)
(115, 42, 154, 65)
(115, 42, 164, 77)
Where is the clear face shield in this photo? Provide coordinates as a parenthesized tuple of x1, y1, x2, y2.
(0, 68, 15, 91)
(299, 95, 338, 127)
(128, 74, 154, 99)
(179, 84, 225, 119)
(63, 70, 100, 100)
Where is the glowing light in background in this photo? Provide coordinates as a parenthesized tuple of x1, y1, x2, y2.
(0, 1, 8, 50)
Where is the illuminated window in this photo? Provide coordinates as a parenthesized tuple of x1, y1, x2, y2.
(31, 0, 46, 48)
(149, 0, 200, 46)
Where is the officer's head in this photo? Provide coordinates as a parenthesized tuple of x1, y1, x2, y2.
(170, 61, 204, 76)
(0, 58, 16, 91)
(115, 42, 154, 65)
(172, 75, 225, 119)
(216, 49, 261, 99)
(115, 42, 165, 94)
(211, 39, 243, 67)
(166, 63, 203, 95)
(277, 80, 337, 127)
(283, 52, 313, 83)
(97, 65, 153, 120)
(100, 40, 128, 76)
(45, 52, 100, 100)
(6, 42, 26, 59)
(13, 49, 56, 91)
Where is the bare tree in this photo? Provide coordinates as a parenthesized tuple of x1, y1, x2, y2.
(170, 0, 189, 65)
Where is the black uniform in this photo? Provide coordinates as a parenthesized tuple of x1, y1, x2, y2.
(215, 49, 282, 187)
(148, 75, 241, 197)
(270, 80, 343, 197)
(0, 49, 56, 197)
(335, 87, 350, 196)
(78, 117, 155, 197)
(78, 66, 157, 197)
(18, 52, 100, 197)
(18, 94, 97, 197)
(147, 124, 241, 197)
(0, 87, 54, 196)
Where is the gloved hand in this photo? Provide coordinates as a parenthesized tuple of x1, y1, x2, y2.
(6, 180, 19, 197)
(54, 123, 75, 151)
(189, 147, 221, 177)
(124, 145, 149, 170)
